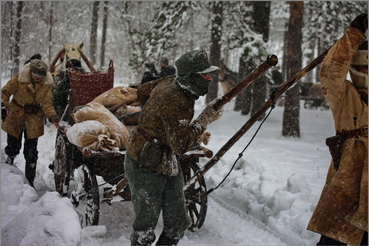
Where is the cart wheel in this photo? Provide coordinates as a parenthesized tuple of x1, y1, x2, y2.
(181, 161, 207, 231)
(71, 165, 100, 227)
(53, 133, 69, 196)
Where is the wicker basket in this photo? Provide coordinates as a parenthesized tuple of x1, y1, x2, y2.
(69, 60, 114, 107)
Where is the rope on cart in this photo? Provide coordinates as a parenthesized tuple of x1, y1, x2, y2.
(207, 89, 278, 195)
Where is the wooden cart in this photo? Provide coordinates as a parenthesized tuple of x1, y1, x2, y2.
(50, 60, 212, 230)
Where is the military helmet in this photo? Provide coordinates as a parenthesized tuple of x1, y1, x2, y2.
(30, 59, 48, 78)
(175, 50, 219, 75)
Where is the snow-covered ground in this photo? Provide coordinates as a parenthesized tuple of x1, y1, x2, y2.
(1, 78, 335, 245)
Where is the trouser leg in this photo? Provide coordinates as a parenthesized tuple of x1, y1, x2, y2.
(124, 154, 161, 245)
(5, 132, 22, 159)
(161, 166, 191, 240)
(23, 128, 38, 187)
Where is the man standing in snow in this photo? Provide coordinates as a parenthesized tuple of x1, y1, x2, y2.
(307, 14, 368, 245)
(1, 59, 60, 187)
(158, 57, 176, 78)
(124, 49, 222, 246)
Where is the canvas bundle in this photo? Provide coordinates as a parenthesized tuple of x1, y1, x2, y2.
(71, 102, 130, 150)
(66, 120, 119, 151)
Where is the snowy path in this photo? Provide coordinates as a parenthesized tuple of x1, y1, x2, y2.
(80, 194, 286, 246)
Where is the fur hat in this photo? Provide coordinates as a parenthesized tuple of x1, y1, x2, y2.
(30, 59, 48, 78)
(351, 40, 368, 65)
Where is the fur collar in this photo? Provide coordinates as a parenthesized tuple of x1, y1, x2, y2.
(18, 63, 53, 86)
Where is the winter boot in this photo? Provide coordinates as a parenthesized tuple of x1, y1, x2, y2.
(25, 161, 37, 187)
(5, 156, 16, 165)
(155, 233, 179, 246)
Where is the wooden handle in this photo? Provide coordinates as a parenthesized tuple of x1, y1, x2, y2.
(79, 50, 96, 72)
(49, 48, 66, 72)
(213, 54, 278, 111)
(185, 48, 330, 191)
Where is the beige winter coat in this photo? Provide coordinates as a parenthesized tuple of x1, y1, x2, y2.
(126, 76, 206, 176)
(307, 28, 368, 245)
(1, 63, 57, 139)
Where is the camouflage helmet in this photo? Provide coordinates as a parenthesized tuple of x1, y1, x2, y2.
(30, 59, 48, 78)
(175, 50, 219, 75)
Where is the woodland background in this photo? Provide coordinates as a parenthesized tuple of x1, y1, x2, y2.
(1, 1, 367, 136)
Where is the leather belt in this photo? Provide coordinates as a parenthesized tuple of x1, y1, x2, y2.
(138, 127, 169, 146)
(337, 126, 368, 138)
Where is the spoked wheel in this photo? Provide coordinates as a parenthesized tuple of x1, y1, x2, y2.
(53, 133, 70, 196)
(70, 164, 100, 227)
(181, 161, 208, 231)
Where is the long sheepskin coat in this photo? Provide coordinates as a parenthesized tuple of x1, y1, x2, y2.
(307, 28, 368, 245)
(1, 63, 57, 139)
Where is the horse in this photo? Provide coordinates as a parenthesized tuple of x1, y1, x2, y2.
(49, 43, 95, 88)
(218, 59, 238, 94)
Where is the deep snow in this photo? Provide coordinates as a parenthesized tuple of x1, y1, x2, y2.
(1, 78, 335, 245)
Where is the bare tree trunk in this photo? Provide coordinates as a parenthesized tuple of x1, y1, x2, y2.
(12, 1, 23, 76)
(235, 54, 252, 115)
(206, 1, 223, 104)
(250, 1, 271, 120)
(48, 2, 54, 65)
(282, 1, 303, 137)
(100, 1, 108, 68)
(90, 1, 100, 66)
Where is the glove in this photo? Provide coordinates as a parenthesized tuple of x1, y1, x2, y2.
(199, 132, 211, 145)
(195, 99, 223, 128)
(350, 13, 368, 34)
(49, 115, 61, 128)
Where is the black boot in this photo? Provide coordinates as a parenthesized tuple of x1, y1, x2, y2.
(317, 235, 346, 245)
(25, 161, 36, 187)
(155, 233, 179, 246)
(5, 156, 16, 165)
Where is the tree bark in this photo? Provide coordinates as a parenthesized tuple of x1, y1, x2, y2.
(90, 1, 100, 66)
(12, 1, 23, 77)
(282, 1, 303, 137)
(235, 53, 252, 115)
(100, 1, 108, 68)
(206, 1, 223, 104)
(48, 2, 54, 65)
(250, 1, 270, 120)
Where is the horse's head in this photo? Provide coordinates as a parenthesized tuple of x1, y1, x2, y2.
(61, 43, 84, 69)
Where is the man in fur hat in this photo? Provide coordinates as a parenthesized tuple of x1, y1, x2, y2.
(124, 49, 222, 246)
(307, 14, 368, 245)
(1, 59, 60, 187)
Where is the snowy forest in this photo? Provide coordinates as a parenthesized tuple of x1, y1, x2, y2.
(1, 1, 367, 136)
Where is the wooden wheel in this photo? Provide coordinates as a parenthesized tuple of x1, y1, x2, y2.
(53, 133, 70, 196)
(70, 165, 100, 227)
(181, 161, 208, 231)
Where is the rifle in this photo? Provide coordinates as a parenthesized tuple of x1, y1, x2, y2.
(185, 47, 331, 191)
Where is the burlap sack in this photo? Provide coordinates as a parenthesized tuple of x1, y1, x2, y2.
(115, 105, 141, 117)
(71, 102, 130, 150)
(66, 120, 119, 151)
(92, 86, 137, 108)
